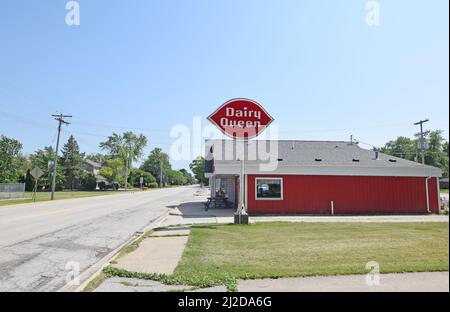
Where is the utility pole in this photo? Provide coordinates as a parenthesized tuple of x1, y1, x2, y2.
(124, 143, 131, 191)
(51, 113, 72, 200)
(124, 151, 129, 191)
(159, 158, 163, 188)
(414, 119, 430, 164)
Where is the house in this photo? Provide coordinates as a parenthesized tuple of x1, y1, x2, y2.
(204, 140, 442, 215)
(85, 159, 102, 176)
(85, 159, 107, 187)
(440, 178, 449, 190)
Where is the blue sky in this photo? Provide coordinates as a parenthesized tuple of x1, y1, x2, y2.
(0, 0, 448, 170)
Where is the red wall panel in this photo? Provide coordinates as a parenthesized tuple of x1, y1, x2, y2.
(247, 175, 439, 215)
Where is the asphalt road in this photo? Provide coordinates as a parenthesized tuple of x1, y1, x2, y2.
(0, 186, 199, 291)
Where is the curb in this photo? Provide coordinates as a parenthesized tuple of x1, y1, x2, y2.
(58, 210, 169, 292)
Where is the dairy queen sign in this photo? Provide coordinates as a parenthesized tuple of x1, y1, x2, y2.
(208, 98, 274, 224)
(208, 98, 274, 140)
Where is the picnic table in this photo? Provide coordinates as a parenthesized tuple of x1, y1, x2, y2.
(204, 195, 230, 211)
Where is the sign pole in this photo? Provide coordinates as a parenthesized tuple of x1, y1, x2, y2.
(30, 167, 43, 203)
(207, 98, 273, 225)
(240, 158, 244, 214)
(32, 178, 37, 202)
(235, 140, 248, 224)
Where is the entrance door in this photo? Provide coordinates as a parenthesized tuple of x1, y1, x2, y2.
(215, 176, 236, 206)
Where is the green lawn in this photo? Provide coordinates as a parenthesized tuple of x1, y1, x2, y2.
(0, 190, 132, 207)
(441, 189, 449, 194)
(104, 222, 449, 291)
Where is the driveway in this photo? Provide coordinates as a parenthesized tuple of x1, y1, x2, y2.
(0, 186, 198, 291)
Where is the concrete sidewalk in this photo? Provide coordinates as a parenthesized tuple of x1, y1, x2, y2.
(94, 226, 192, 292)
(112, 227, 190, 275)
(162, 199, 449, 227)
(238, 272, 449, 292)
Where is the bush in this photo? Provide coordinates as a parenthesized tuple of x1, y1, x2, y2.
(19, 169, 34, 192)
(80, 173, 97, 191)
(131, 169, 156, 187)
(148, 182, 159, 188)
(56, 180, 64, 191)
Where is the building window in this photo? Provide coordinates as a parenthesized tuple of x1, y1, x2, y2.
(255, 178, 283, 200)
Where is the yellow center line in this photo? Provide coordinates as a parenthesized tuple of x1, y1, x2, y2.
(35, 208, 68, 217)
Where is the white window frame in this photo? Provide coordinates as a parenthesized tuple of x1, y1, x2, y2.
(255, 177, 283, 201)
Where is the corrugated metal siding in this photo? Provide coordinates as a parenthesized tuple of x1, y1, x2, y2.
(247, 175, 439, 214)
(428, 177, 439, 214)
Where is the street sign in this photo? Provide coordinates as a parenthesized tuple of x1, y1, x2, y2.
(208, 98, 274, 140)
(30, 167, 44, 180)
(30, 167, 43, 202)
(48, 161, 55, 170)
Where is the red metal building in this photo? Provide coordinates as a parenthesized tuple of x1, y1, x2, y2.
(205, 140, 442, 215)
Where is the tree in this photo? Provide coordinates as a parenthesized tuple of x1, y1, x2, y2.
(380, 136, 416, 161)
(167, 170, 188, 185)
(130, 169, 156, 187)
(425, 130, 449, 178)
(100, 132, 147, 162)
(79, 171, 97, 191)
(61, 135, 84, 190)
(189, 156, 208, 185)
(99, 158, 125, 190)
(20, 169, 34, 192)
(380, 130, 449, 178)
(179, 169, 195, 184)
(140, 148, 171, 187)
(29, 146, 65, 190)
(100, 131, 147, 186)
(0, 135, 23, 183)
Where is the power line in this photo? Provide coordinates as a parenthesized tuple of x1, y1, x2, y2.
(72, 120, 170, 133)
(278, 123, 413, 134)
(60, 129, 173, 146)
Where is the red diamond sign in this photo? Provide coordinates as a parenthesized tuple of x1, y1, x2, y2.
(208, 98, 274, 140)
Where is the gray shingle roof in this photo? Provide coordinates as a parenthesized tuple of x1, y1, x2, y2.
(85, 159, 102, 168)
(206, 140, 441, 171)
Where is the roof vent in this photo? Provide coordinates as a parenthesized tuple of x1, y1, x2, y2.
(315, 158, 322, 162)
(352, 158, 360, 162)
(389, 159, 397, 163)
(373, 151, 380, 160)
(291, 142, 295, 150)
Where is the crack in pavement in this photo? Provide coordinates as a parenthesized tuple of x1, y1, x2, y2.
(0, 186, 197, 291)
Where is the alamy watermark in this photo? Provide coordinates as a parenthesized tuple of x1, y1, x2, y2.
(65, 1, 80, 26)
(366, 1, 381, 26)
(365, 261, 380, 286)
(169, 116, 281, 171)
(65, 261, 80, 286)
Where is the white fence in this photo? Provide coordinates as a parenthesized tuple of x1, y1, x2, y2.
(0, 183, 26, 199)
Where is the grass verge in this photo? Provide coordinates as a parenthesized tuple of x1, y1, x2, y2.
(0, 190, 138, 207)
(103, 222, 449, 291)
(82, 272, 107, 292)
